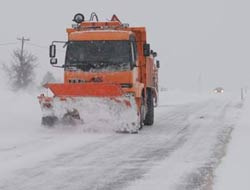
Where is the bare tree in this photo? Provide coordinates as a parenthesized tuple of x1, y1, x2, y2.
(2, 49, 37, 91)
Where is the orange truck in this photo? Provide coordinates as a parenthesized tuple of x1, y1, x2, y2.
(38, 13, 160, 133)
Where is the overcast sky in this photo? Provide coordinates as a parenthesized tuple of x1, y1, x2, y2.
(0, 0, 249, 92)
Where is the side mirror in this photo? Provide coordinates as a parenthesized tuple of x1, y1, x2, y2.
(50, 58, 58, 65)
(49, 44, 56, 58)
(143, 43, 150, 57)
(156, 60, 160, 68)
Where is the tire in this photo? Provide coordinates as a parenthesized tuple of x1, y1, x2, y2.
(144, 89, 154, 126)
(139, 97, 145, 129)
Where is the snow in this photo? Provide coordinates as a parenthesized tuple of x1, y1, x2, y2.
(126, 93, 242, 190)
(0, 85, 246, 189)
(214, 95, 250, 190)
(41, 95, 139, 132)
(0, 88, 110, 181)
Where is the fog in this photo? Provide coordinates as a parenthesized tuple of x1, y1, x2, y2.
(0, 0, 249, 92)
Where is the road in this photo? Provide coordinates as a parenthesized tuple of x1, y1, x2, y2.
(0, 95, 241, 190)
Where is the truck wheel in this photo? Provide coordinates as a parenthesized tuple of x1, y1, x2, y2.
(139, 96, 145, 129)
(144, 89, 154, 126)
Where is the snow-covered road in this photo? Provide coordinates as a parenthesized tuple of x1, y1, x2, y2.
(0, 91, 242, 190)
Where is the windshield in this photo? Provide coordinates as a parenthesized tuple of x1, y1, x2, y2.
(65, 41, 132, 72)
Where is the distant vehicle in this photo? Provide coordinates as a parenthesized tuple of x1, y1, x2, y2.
(213, 87, 224, 93)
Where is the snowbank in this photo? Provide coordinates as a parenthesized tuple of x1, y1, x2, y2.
(214, 96, 250, 190)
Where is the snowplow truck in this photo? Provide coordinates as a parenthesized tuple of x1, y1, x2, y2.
(38, 13, 160, 133)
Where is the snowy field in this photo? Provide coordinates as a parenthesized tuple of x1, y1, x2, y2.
(0, 86, 247, 190)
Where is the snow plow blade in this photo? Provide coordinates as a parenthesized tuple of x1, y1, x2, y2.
(46, 83, 123, 97)
(38, 83, 140, 133)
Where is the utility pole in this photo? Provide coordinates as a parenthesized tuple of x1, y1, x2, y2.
(17, 37, 30, 64)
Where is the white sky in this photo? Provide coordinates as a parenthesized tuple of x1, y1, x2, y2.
(0, 0, 250, 91)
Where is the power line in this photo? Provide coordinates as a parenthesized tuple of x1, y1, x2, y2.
(0, 42, 18, 46)
(27, 42, 48, 49)
(0, 39, 65, 54)
(26, 42, 66, 53)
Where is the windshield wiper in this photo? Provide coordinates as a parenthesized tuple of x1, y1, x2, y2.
(65, 60, 127, 71)
(65, 61, 101, 71)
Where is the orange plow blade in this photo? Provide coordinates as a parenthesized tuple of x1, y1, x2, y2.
(46, 83, 123, 97)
